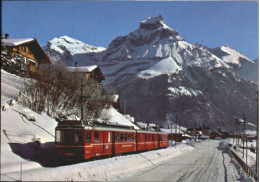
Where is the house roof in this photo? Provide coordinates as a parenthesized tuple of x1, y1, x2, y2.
(67, 65, 105, 80)
(1, 38, 50, 63)
(2, 38, 34, 46)
(66, 65, 98, 73)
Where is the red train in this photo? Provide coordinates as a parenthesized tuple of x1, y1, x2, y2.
(55, 120, 168, 161)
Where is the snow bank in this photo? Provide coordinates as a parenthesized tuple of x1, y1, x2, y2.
(1, 143, 194, 181)
(1, 100, 57, 174)
(138, 57, 181, 79)
(1, 69, 24, 106)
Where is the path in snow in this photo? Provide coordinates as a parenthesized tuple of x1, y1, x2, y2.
(126, 140, 251, 182)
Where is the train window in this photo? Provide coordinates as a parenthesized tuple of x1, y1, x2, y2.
(127, 133, 131, 142)
(94, 131, 99, 143)
(120, 133, 124, 142)
(74, 130, 83, 144)
(124, 133, 128, 142)
(116, 133, 120, 142)
(55, 130, 63, 143)
(132, 134, 135, 142)
(86, 131, 91, 143)
(140, 134, 143, 142)
(108, 132, 111, 143)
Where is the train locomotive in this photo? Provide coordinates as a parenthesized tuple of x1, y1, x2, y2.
(55, 120, 168, 161)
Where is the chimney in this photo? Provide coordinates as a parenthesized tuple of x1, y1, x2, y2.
(4, 33, 9, 39)
(75, 61, 78, 67)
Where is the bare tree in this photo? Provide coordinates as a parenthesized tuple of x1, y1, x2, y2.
(19, 62, 111, 120)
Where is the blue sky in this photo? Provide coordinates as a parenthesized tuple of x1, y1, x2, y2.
(2, 1, 259, 60)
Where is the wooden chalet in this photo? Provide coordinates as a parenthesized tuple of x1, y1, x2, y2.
(2, 36, 50, 72)
(66, 64, 105, 83)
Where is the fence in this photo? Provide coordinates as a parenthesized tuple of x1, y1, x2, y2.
(231, 149, 258, 181)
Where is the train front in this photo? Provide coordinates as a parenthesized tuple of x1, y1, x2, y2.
(55, 120, 85, 162)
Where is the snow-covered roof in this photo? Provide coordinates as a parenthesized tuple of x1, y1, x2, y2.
(1, 38, 34, 46)
(67, 65, 98, 73)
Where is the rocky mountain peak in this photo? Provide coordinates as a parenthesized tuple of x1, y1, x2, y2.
(139, 15, 164, 30)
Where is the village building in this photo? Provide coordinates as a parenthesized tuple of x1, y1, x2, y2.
(66, 63, 105, 83)
(1, 34, 50, 72)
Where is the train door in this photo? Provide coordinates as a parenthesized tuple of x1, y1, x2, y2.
(93, 131, 103, 156)
(135, 131, 138, 152)
(157, 134, 160, 148)
(112, 131, 115, 155)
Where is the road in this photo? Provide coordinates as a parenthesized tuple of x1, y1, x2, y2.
(126, 140, 243, 182)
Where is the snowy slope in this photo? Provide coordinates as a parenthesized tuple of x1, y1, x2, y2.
(220, 45, 253, 67)
(138, 57, 181, 79)
(1, 69, 24, 106)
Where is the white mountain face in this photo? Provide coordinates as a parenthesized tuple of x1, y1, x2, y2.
(43, 36, 105, 65)
(44, 15, 258, 131)
(207, 45, 258, 83)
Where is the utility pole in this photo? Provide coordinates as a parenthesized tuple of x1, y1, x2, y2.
(236, 118, 240, 146)
(124, 99, 126, 114)
(80, 79, 84, 121)
(242, 115, 246, 159)
(195, 119, 197, 142)
(175, 114, 178, 134)
(243, 115, 247, 164)
(171, 121, 173, 134)
(256, 90, 259, 176)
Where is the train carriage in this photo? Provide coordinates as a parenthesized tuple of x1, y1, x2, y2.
(55, 120, 169, 162)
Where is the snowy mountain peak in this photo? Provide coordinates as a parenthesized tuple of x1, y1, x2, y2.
(139, 15, 164, 30)
(46, 35, 106, 55)
(139, 15, 175, 31)
(220, 45, 253, 64)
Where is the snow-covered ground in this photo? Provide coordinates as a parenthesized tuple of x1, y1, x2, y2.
(227, 138, 257, 168)
(126, 140, 254, 182)
(1, 69, 24, 106)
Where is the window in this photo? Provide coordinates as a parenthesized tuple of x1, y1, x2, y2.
(120, 133, 124, 142)
(128, 133, 131, 142)
(108, 132, 111, 143)
(116, 133, 120, 142)
(74, 130, 83, 144)
(132, 134, 135, 142)
(124, 133, 128, 142)
(86, 131, 91, 143)
(140, 134, 143, 142)
(94, 131, 99, 143)
(55, 130, 62, 143)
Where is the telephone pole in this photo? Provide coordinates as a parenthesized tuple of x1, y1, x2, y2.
(242, 115, 246, 159)
(81, 79, 84, 121)
(256, 91, 259, 176)
(175, 114, 178, 134)
(195, 119, 197, 142)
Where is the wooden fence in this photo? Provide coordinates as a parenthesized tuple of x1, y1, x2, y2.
(231, 149, 258, 181)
